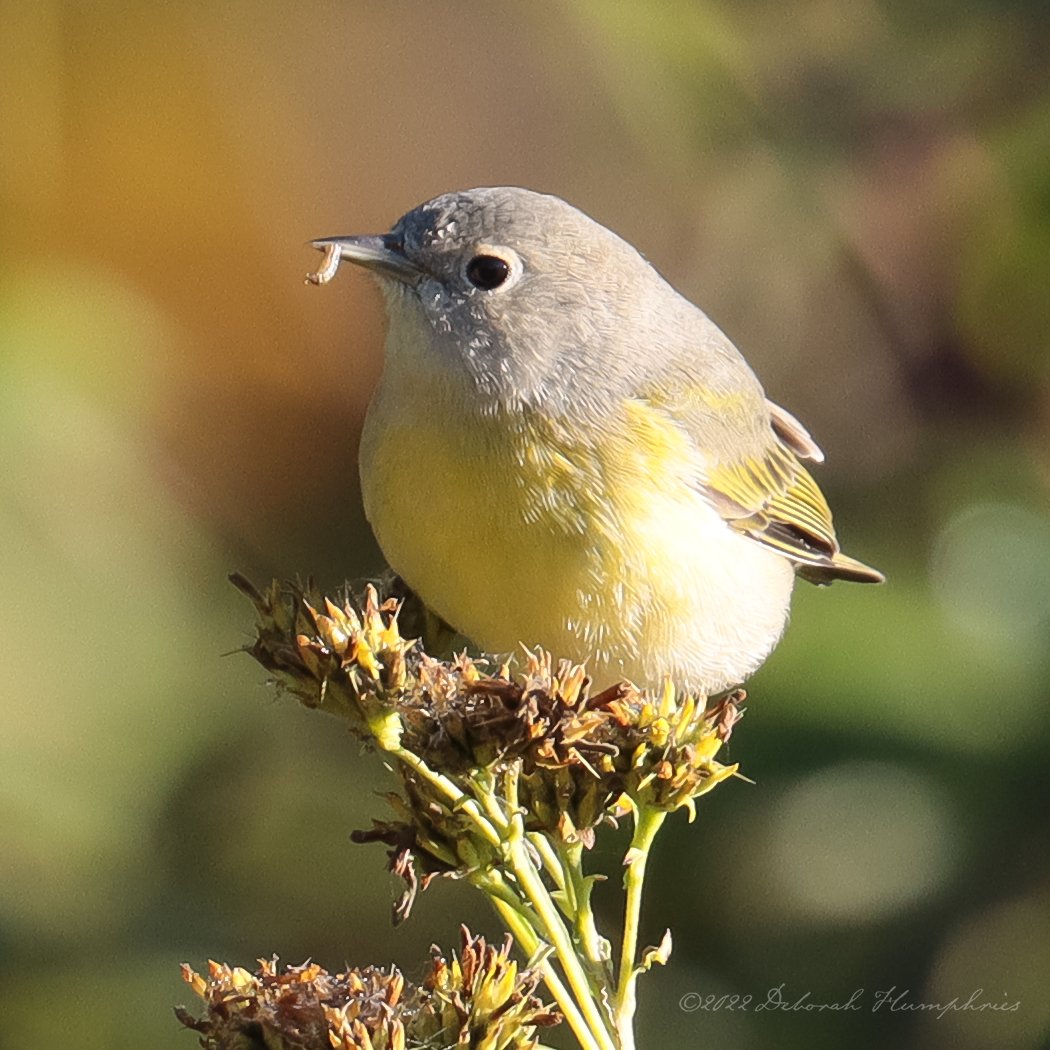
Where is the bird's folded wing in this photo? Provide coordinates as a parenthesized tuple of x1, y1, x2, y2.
(638, 385, 883, 584)
(702, 438, 884, 584)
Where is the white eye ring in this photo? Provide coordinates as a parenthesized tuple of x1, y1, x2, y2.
(462, 245, 523, 292)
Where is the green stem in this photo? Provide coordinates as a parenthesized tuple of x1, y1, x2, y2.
(490, 896, 604, 1050)
(473, 766, 513, 834)
(614, 805, 666, 1050)
(561, 840, 613, 987)
(502, 765, 619, 1050)
(472, 869, 538, 928)
(528, 831, 568, 894)
(391, 746, 504, 849)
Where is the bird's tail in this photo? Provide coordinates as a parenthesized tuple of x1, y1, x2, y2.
(797, 551, 885, 585)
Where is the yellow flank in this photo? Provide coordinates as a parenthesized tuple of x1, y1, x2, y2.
(654, 382, 749, 415)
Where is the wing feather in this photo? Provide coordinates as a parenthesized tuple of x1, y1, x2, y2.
(766, 399, 825, 463)
(640, 384, 882, 584)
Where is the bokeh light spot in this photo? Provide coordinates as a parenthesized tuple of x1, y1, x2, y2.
(767, 762, 957, 922)
(922, 890, 1050, 1050)
(931, 502, 1050, 663)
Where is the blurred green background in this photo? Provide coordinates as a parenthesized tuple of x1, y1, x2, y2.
(2, 2, 1049, 1048)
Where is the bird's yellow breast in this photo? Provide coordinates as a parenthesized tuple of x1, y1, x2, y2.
(362, 400, 593, 657)
(360, 369, 699, 664)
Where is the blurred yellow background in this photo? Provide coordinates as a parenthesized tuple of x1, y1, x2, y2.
(2, 3, 1049, 1048)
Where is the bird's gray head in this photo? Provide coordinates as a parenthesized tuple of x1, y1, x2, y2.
(314, 187, 711, 415)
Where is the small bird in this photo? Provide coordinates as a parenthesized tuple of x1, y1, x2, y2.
(309, 187, 883, 696)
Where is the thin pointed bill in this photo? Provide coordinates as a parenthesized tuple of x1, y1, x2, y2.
(305, 234, 421, 286)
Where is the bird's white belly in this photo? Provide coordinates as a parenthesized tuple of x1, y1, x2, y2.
(593, 490, 795, 695)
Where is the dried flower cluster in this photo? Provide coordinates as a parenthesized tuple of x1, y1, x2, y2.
(177, 927, 559, 1050)
(216, 574, 748, 1050)
(233, 574, 742, 819)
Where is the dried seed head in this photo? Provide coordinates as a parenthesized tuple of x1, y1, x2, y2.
(177, 928, 558, 1050)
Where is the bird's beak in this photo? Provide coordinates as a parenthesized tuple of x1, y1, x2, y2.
(306, 234, 421, 285)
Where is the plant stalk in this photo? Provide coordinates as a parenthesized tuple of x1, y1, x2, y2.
(614, 805, 667, 1049)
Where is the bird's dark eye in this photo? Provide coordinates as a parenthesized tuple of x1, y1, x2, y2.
(465, 254, 512, 290)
